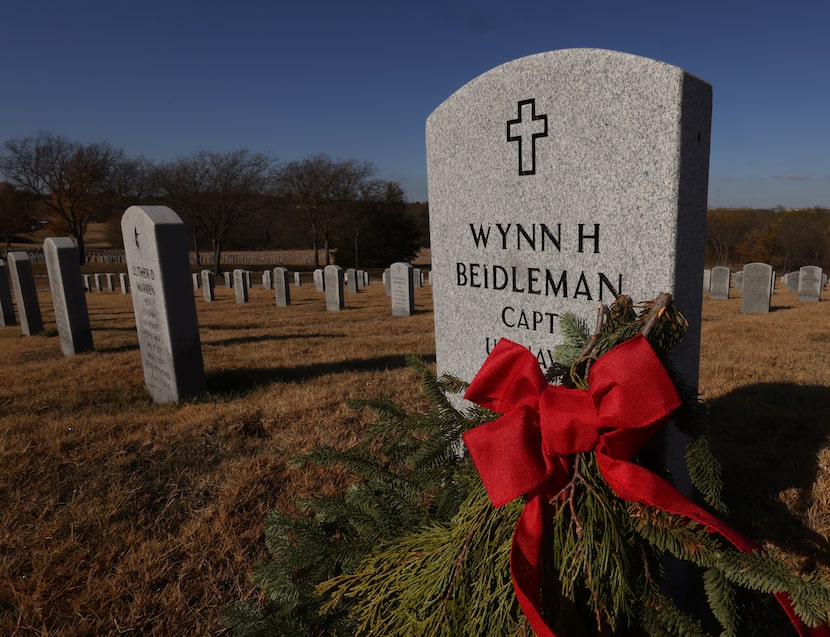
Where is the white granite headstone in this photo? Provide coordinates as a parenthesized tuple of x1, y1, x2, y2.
(709, 267, 730, 300)
(233, 269, 249, 303)
(324, 265, 344, 311)
(427, 48, 711, 388)
(798, 265, 822, 302)
(7, 251, 43, 336)
(201, 270, 215, 301)
(44, 237, 93, 355)
(346, 267, 359, 293)
(740, 262, 773, 314)
(273, 266, 291, 306)
(121, 205, 205, 403)
(390, 262, 415, 317)
(313, 268, 325, 292)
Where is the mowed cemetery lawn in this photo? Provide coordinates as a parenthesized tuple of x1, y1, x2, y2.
(1, 272, 829, 635)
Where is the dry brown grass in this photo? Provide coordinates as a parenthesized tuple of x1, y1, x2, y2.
(1, 276, 828, 635)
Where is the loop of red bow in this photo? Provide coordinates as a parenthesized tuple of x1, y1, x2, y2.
(462, 334, 825, 637)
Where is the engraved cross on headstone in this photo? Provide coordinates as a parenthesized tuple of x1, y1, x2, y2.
(506, 98, 548, 176)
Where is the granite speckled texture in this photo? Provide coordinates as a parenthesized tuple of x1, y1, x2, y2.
(427, 48, 712, 388)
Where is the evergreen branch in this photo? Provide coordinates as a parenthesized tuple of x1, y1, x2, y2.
(316, 482, 524, 637)
(685, 435, 727, 514)
(703, 567, 738, 637)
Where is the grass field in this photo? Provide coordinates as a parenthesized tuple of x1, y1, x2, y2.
(1, 275, 828, 635)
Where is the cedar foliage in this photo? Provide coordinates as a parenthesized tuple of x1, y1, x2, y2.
(226, 294, 830, 636)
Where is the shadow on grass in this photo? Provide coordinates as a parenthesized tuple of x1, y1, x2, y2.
(203, 332, 344, 348)
(205, 353, 436, 395)
(706, 383, 830, 569)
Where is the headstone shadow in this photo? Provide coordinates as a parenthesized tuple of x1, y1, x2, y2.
(206, 353, 437, 395)
(705, 382, 830, 569)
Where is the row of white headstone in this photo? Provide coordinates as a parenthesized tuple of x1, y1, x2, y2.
(0, 206, 430, 404)
(703, 264, 824, 313)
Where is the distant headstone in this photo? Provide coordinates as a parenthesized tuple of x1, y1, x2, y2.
(733, 271, 743, 291)
(224, 272, 233, 288)
(782, 271, 799, 292)
(94, 273, 104, 292)
(709, 267, 731, 300)
(740, 262, 773, 314)
(294, 271, 302, 287)
(105, 273, 116, 292)
(121, 205, 205, 403)
(201, 270, 215, 301)
(119, 273, 130, 294)
(324, 265, 344, 311)
(233, 269, 249, 303)
(0, 259, 16, 326)
(383, 268, 391, 296)
(273, 266, 291, 306)
(702, 269, 711, 293)
(427, 48, 711, 389)
(193, 272, 202, 289)
(43, 237, 93, 355)
(7, 251, 43, 336)
(798, 265, 823, 302)
(83, 274, 92, 293)
(390, 262, 415, 317)
(262, 270, 272, 290)
(346, 268, 359, 293)
(313, 268, 325, 292)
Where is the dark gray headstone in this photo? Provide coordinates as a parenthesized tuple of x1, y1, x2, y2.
(427, 48, 711, 388)
(233, 269, 249, 303)
(44, 237, 93, 355)
(798, 265, 822, 302)
(0, 259, 16, 326)
(324, 265, 344, 311)
(273, 266, 291, 306)
(7, 251, 43, 336)
(390, 262, 415, 317)
(121, 205, 205, 403)
(709, 267, 730, 300)
(740, 262, 773, 314)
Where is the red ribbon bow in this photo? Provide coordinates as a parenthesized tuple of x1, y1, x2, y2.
(462, 334, 826, 637)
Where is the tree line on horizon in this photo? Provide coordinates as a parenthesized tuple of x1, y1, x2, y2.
(1, 133, 827, 275)
(706, 207, 830, 273)
(0, 133, 429, 272)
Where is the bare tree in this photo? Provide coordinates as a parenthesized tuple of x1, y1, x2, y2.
(0, 133, 126, 262)
(154, 149, 277, 274)
(277, 154, 375, 267)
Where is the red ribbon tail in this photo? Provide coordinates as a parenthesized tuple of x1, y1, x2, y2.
(511, 494, 556, 637)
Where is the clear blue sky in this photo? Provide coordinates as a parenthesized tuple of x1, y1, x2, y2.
(1, 0, 829, 208)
